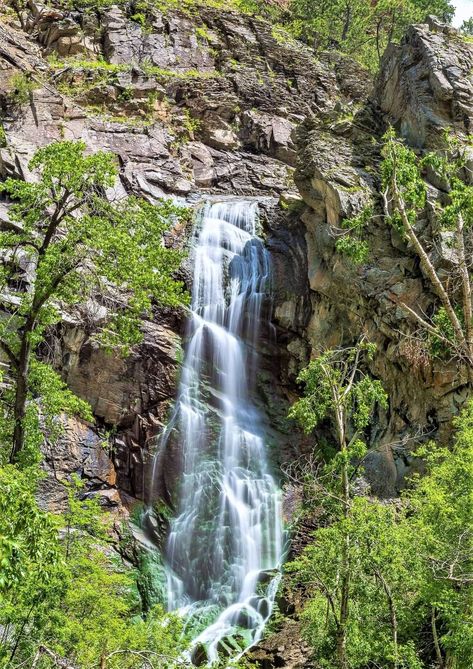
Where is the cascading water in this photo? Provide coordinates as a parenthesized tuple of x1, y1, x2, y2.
(158, 200, 282, 662)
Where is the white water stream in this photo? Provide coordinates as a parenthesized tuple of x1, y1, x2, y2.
(161, 201, 283, 663)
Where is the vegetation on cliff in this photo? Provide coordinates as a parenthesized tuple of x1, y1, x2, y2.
(0, 140, 187, 465)
(5, 0, 456, 72)
(0, 1, 473, 668)
(289, 345, 473, 669)
(0, 469, 189, 668)
(285, 0, 454, 68)
(0, 141, 190, 666)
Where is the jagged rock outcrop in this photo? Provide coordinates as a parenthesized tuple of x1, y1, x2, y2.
(1, 2, 367, 199)
(375, 16, 473, 148)
(39, 415, 120, 512)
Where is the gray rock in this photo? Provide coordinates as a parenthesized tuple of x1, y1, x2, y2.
(375, 21, 473, 147)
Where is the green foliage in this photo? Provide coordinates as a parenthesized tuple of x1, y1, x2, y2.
(289, 339, 385, 436)
(407, 404, 473, 668)
(196, 23, 212, 42)
(288, 393, 473, 669)
(460, 16, 473, 36)
(0, 466, 60, 594)
(0, 465, 64, 667)
(175, 108, 201, 144)
(381, 129, 473, 366)
(55, 0, 118, 8)
(381, 130, 473, 238)
(335, 206, 372, 265)
(429, 306, 458, 357)
(8, 71, 38, 105)
(288, 497, 424, 669)
(289, 341, 390, 668)
(48, 55, 129, 73)
(381, 128, 427, 233)
(285, 0, 454, 70)
(0, 469, 188, 668)
(0, 140, 188, 463)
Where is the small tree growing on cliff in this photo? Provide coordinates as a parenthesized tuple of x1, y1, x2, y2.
(0, 140, 187, 465)
(381, 129, 473, 369)
(288, 339, 388, 669)
(336, 129, 473, 372)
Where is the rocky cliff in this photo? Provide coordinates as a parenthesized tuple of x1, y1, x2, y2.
(0, 0, 369, 511)
(1, 4, 473, 665)
(296, 16, 473, 498)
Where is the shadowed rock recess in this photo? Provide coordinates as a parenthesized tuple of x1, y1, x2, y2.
(1, 2, 473, 665)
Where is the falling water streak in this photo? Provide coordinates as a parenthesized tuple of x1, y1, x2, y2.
(159, 201, 282, 663)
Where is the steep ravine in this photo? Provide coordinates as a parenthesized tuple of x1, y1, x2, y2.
(1, 3, 473, 666)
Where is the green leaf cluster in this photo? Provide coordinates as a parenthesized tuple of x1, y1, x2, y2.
(288, 378, 473, 669)
(0, 470, 188, 668)
(289, 340, 385, 437)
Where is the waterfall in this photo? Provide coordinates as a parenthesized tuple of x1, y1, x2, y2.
(160, 200, 282, 663)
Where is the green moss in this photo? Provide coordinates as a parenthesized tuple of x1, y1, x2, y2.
(141, 61, 221, 80)
(196, 23, 212, 42)
(119, 85, 134, 101)
(136, 549, 168, 612)
(271, 24, 296, 45)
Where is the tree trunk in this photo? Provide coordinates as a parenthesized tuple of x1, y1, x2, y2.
(376, 570, 398, 669)
(392, 181, 468, 361)
(336, 626, 349, 669)
(337, 455, 350, 669)
(456, 213, 473, 368)
(431, 607, 445, 669)
(10, 331, 31, 463)
(341, 3, 352, 41)
(335, 400, 350, 669)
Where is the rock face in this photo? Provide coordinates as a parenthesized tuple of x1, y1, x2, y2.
(39, 416, 120, 513)
(375, 16, 473, 148)
(1, 1, 363, 507)
(296, 19, 473, 496)
(0, 3, 367, 200)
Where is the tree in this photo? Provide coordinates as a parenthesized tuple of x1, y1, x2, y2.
(460, 17, 473, 36)
(0, 140, 187, 464)
(289, 497, 425, 669)
(335, 130, 473, 372)
(288, 360, 473, 669)
(380, 130, 473, 370)
(0, 465, 64, 667)
(407, 403, 473, 669)
(285, 0, 454, 70)
(288, 339, 388, 669)
(0, 471, 189, 668)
